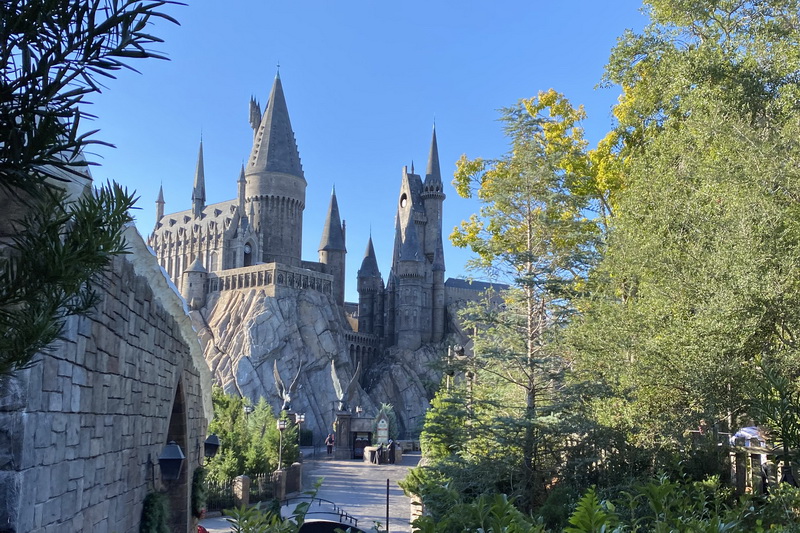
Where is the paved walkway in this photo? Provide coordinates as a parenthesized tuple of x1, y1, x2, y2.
(200, 449, 420, 533)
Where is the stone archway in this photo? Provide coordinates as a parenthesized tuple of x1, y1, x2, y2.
(165, 379, 190, 532)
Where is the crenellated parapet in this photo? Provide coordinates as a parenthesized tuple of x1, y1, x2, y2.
(204, 262, 334, 297)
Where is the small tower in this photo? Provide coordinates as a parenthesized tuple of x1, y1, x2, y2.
(191, 140, 206, 219)
(318, 188, 347, 307)
(180, 256, 208, 310)
(357, 236, 384, 335)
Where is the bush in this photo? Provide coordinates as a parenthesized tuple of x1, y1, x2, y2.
(139, 491, 170, 533)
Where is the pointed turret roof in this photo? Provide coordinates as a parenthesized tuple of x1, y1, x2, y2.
(192, 140, 206, 204)
(424, 125, 442, 187)
(156, 184, 165, 204)
(319, 188, 346, 252)
(185, 255, 207, 273)
(246, 74, 304, 178)
(358, 236, 381, 278)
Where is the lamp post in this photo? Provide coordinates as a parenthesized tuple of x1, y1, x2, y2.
(295, 413, 305, 449)
(277, 419, 287, 469)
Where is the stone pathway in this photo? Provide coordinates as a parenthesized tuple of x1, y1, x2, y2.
(200, 449, 420, 533)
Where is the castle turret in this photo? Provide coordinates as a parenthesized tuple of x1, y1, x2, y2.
(357, 236, 384, 335)
(155, 184, 165, 224)
(422, 126, 445, 261)
(396, 205, 425, 350)
(191, 140, 206, 218)
(180, 256, 208, 310)
(245, 72, 306, 267)
(318, 188, 347, 307)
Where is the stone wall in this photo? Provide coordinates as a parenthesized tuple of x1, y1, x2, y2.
(0, 226, 212, 533)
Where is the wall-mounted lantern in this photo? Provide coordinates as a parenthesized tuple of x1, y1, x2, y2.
(158, 441, 185, 481)
(204, 434, 221, 458)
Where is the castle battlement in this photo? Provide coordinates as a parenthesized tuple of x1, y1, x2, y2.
(205, 262, 333, 297)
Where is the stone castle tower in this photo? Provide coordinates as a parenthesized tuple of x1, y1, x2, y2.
(356, 128, 447, 350)
(149, 73, 462, 361)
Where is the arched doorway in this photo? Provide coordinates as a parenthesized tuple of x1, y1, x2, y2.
(243, 242, 253, 267)
(165, 379, 190, 532)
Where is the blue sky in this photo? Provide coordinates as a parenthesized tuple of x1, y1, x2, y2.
(84, 1, 647, 302)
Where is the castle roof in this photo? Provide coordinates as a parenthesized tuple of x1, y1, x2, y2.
(156, 184, 165, 204)
(319, 188, 346, 252)
(358, 236, 381, 278)
(152, 199, 239, 239)
(444, 278, 509, 291)
(185, 255, 207, 273)
(424, 125, 442, 188)
(246, 74, 304, 178)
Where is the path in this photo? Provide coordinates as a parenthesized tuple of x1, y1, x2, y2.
(200, 449, 420, 533)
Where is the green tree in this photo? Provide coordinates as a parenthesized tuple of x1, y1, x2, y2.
(0, 0, 179, 376)
(568, 0, 800, 445)
(430, 90, 600, 510)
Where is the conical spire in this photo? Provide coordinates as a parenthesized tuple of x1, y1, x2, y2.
(358, 236, 381, 278)
(237, 164, 246, 213)
(424, 125, 441, 187)
(155, 184, 165, 223)
(192, 140, 206, 218)
(246, 74, 304, 178)
(319, 187, 346, 252)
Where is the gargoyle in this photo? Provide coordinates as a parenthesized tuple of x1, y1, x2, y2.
(273, 360, 302, 411)
(331, 359, 361, 412)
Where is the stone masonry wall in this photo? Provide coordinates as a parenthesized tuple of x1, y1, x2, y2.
(0, 227, 212, 533)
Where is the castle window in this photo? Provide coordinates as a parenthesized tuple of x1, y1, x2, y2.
(244, 243, 253, 267)
(400, 194, 407, 208)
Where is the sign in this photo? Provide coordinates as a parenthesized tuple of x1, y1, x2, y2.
(376, 415, 389, 444)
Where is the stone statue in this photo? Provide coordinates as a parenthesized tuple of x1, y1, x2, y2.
(273, 360, 302, 411)
(331, 359, 361, 412)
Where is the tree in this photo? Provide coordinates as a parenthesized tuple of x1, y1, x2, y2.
(0, 0, 179, 375)
(439, 90, 600, 509)
(567, 0, 800, 444)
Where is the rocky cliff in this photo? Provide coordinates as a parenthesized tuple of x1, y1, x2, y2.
(191, 286, 447, 440)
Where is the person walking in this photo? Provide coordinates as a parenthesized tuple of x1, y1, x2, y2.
(325, 433, 335, 456)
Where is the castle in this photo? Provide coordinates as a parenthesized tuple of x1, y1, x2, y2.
(149, 73, 479, 356)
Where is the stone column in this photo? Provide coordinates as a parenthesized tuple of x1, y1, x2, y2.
(334, 411, 352, 460)
(233, 475, 251, 507)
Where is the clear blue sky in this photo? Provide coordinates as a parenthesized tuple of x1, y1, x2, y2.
(84, 1, 647, 302)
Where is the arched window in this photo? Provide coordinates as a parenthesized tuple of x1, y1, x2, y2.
(210, 252, 218, 272)
(243, 242, 253, 267)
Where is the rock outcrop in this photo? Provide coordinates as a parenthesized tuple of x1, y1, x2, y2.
(191, 286, 450, 439)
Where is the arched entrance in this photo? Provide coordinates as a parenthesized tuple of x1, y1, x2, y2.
(165, 379, 190, 532)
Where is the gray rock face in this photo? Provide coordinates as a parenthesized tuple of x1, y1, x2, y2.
(193, 287, 450, 440)
(193, 288, 370, 438)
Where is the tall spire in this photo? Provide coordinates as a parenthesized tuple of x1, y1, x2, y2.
(424, 124, 442, 187)
(246, 74, 304, 178)
(192, 140, 206, 218)
(237, 164, 246, 214)
(319, 187, 346, 252)
(155, 184, 165, 223)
